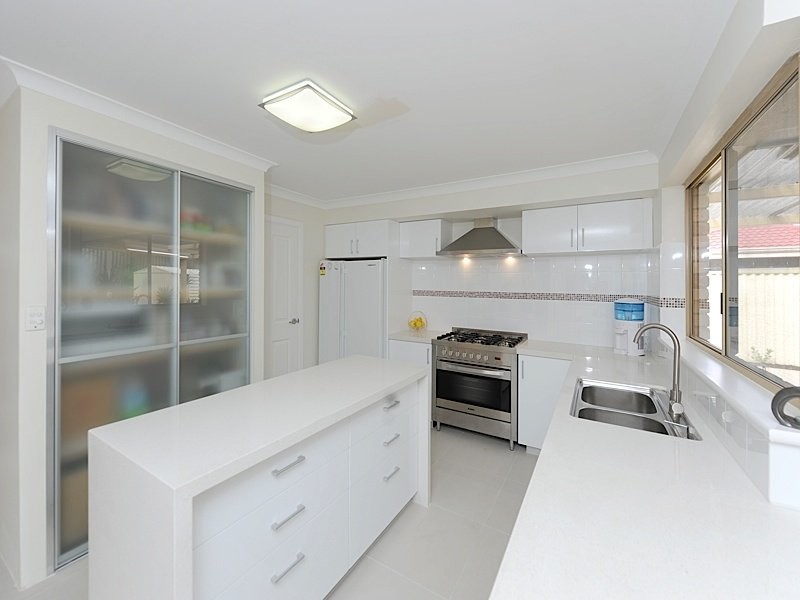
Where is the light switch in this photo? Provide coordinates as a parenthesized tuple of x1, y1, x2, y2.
(26, 305, 46, 331)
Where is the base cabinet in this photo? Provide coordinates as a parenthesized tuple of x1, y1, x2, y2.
(192, 389, 420, 600)
(388, 339, 432, 366)
(517, 355, 571, 449)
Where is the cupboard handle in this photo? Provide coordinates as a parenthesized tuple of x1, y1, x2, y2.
(521, 361, 524, 380)
(350, 239, 354, 254)
(426, 347, 431, 364)
(271, 455, 306, 477)
(383, 399, 400, 411)
(570, 228, 574, 248)
(383, 466, 400, 481)
(355, 239, 360, 254)
(582, 227, 585, 247)
(383, 433, 401, 447)
(270, 552, 305, 584)
(271, 504, 306, 531)
(435, 236, 439, 251)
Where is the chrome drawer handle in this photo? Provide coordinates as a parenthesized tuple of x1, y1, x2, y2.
(271, 455, 306, 477)
(383, 466, 400, 482)
(271, 504, 306, 531)
(270, 552, 305, 584)
(383, 433, 400, 447)
(383, 399, 400, 411)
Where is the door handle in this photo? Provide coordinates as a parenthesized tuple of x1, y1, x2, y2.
(350, 239, 354, 254)
(289, 318, 300, 325)
(570, 228, 574, 248)
(355, 239, 360, 254)
(582, 227, 585, 247)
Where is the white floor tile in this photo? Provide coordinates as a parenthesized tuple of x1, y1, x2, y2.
(508, 450, 539, 485)
(450, 525, 510, 600)
(485, 479, 528, 534)
(326, 556, 445, 600)
(431, 463, 503, 523)
(367, 503, 484, 598)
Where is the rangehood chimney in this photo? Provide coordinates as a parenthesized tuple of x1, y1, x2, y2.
(436, 218, 521, 257)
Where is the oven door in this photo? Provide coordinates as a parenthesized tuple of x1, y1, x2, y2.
(435, 360, 512, 422)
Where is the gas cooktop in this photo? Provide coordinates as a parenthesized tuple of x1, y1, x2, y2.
(434, 327, 527, 349)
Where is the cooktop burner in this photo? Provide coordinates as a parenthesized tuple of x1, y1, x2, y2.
(435, 328, 527, 348)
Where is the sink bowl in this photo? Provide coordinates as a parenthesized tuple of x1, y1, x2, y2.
(570, 378, 701, 441)
(577, 407, 668, 435)
(581, 385, 657, 414)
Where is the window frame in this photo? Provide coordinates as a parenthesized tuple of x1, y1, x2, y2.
(685, 53, 800, 393)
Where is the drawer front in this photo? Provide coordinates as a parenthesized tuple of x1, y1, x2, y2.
(349, 435, 418, 563)
(193, 452, 348, 600)
(350, 405, 417, 485)
(349, 386, 417, 447)
(194, 422, 349, 547)
(215, 493, 349, 600)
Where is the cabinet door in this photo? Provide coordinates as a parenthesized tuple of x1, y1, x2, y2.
(517, 355, 571, 449)
(325, 224, 355, 258)
(354, 220, 391, 257)
(577, 198, 652, 252)
(521, 206, 577, 254)
(398, 220, 452, 258)
(388, 340, 431, 366)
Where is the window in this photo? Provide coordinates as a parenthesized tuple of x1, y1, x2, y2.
(688, 60, 800, 389)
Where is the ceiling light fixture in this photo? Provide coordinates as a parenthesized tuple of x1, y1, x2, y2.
(258, 79, 355, 133)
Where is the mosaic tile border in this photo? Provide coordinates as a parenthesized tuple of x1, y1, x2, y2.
(413, 289, 686, 308)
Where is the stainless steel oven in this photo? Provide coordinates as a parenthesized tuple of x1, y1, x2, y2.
(432, 328, 526, 450)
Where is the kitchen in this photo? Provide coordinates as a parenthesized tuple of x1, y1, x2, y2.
(1, 1, 800, 599)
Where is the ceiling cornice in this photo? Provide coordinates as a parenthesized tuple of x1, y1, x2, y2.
(270, 185, 328, 209)
(1, 56, 277, 173)
(302, 151, 658, 209)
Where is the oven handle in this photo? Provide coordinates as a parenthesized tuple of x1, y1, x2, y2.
(436, 360, 512, 380)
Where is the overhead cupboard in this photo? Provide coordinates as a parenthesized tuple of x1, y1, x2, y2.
(52, 137, 253, 566)
(521, 198, 653, 254)
(324, 219, 398, 258)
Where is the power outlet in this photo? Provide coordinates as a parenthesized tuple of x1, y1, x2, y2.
(26, 305, 46, 331)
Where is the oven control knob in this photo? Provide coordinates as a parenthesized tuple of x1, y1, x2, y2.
(469, 353, 475, 359)
(448, 350, 453, 357)
(483, 355, 489, 361)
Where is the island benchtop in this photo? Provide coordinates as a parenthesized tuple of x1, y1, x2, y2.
(88, 356, 429, 497)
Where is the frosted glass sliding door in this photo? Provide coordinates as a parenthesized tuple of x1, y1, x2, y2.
(56, 141, 179, 564)
(53, 140, 252, 567)
(178, 174, 249, 402)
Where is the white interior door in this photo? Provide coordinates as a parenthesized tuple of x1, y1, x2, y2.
(268, 218, 303, 377)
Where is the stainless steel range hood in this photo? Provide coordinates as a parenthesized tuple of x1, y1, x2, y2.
(437, 218, 521, 256)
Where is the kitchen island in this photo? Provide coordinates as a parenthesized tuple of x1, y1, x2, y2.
(491, 341, 800, 598)
(88, 356, 430, 600)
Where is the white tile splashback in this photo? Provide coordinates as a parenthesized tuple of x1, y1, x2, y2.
(411, 252, 660, 346)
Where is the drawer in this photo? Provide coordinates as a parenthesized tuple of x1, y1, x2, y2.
(349, 435, 418, 563)
(194, 421, 349, 547)
(193, 452, 348, 600)
(350, 405, 417, 485)
(349, 386, 417, 447)
(215, 492, 349, 600)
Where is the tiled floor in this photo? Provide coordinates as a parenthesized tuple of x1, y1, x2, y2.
(0, 426, 536, 600)
(327, 426, 538, 600)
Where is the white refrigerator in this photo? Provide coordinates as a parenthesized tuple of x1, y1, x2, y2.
(318, 259, 388, 363)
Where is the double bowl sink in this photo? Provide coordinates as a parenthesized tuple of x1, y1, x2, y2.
(571, 379, 701, 440)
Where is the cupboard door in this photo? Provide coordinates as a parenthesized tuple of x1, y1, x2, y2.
(325, 224, 355, 258)
(388, 340, 431, 366)
(517, 355, 571, 449)
(577, 198, 652, 252)
(521, 206, 577, 254)
(354, 220, 392, 257)
(398, 220, 452, 258)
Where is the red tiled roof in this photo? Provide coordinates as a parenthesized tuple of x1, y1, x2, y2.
(708, 224, 800, 250)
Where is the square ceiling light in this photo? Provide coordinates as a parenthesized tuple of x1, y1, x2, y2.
(258, 79, 355, 133)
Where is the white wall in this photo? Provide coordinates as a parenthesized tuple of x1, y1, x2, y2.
(6, 86, 266, 589)
(0, 89, 21, 586)
(410, 252, 659, 347)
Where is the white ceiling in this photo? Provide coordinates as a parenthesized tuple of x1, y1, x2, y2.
(0, 0, 737, 205)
